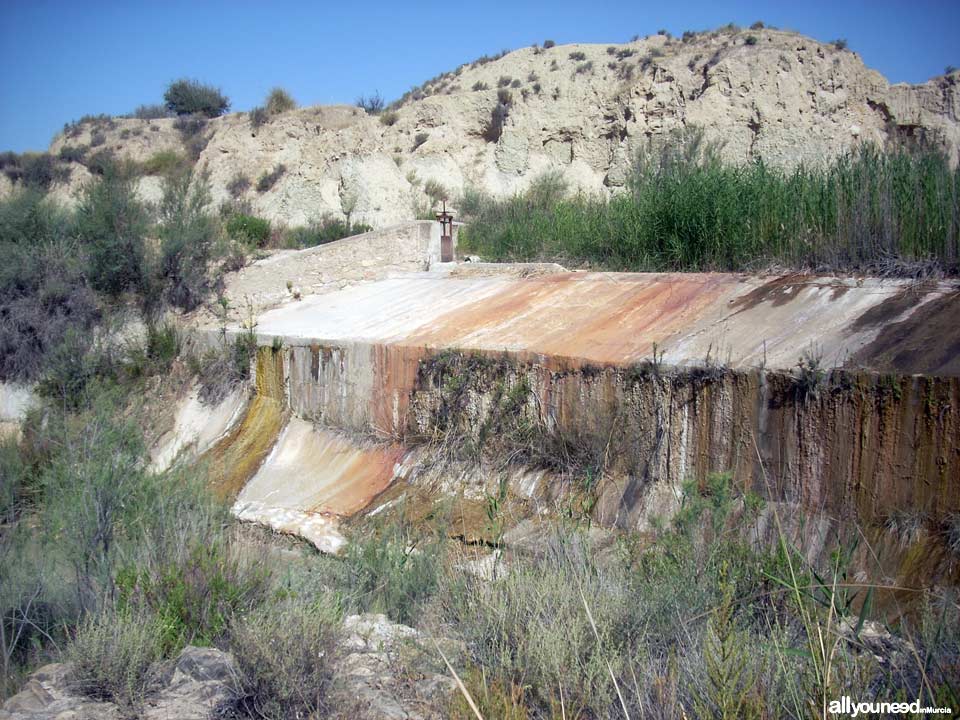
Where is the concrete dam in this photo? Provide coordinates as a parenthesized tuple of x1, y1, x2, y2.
(154, 223, 960, 592)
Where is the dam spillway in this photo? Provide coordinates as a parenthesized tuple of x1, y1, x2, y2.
(182, 266, 959, 586)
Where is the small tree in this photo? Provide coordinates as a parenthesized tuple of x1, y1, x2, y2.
(163, 78, 230, 118)
(74, 164, 148, 297)
(356, 92, 385, 115)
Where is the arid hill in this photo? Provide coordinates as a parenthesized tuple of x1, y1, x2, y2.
(9, 26, 960, 228)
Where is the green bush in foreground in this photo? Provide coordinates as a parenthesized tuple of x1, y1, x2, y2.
(229, 597, 340, 718)
(460, 131, 960, 276)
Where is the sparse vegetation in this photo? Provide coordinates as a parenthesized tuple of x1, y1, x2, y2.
(380, 110, 399, 126)
(1, 153, 69, 190)
(256, 163, 286, 192)
(832, 38, 848, 50)
(132, 104, 170, 120)
(283, 216, 372, 248)
(471, 81, 489, 92)
(139, 149, 185, 176)
(226, 172, 251, 198)
(265, 86, 296, 114)
(543, 39, 555, 48)
(356, 91, 385, 115)
(569, 50, 586, 61)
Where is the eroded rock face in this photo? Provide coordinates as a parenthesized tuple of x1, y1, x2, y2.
(334, 614, 456, 720)
(39, 30, 960, 228)
(0, 646, 238, 720)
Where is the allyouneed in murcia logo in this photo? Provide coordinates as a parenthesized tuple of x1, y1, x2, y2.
(829, 697, 954, 716)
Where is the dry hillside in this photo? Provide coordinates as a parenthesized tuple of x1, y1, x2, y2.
(19, 26, 960, 228)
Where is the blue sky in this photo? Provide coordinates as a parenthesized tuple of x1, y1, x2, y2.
(1, 0, 957, 152)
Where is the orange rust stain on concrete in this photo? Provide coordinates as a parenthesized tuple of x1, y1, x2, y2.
(402, 273, 737, 365)
(370, 343, 427, 437)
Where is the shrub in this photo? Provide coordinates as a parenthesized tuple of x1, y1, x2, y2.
(423, 179, 450, 203)
(226, 172, 251, 198)
(497, 76, 513, 87)
(15, 154, 70, 190)
(284, 216, 372, 248)
(510, 78, 522, 88)
(356, 91, 385, 114)
(380, 110, 399, 126)
(471, 81, 489, 91)
(74, 164, 148, 297)
(543, 39, 555, 48)
(946, 65, 958, 75)
(256, 163, 286, 192)
(265, 86, 296, 114)
(58, 144, 88, 163)
(116, 539, 268, 654)
(832, 38, 848, 50)
(66, 608, 164, 707)
(139, 149, 185, 176)
(163, 78, 230, 118)
(575, 61, 594, 75)
(0, 191, 99, 383)
(229, 597, 340, 719)
(745, 35, 758, 45)
(157, 169, 217, 312)
(248, 105, 268, 129)
(226, 213, 271, 247)
(750, 20, 765, 30)
(83, 149, 115, 176)
(569, 50, 586, 61)
(132, 104, 170, 120)
(412, 132, 429, 150)
(344, 517, 443, 625)
(496, 88, 513, 105)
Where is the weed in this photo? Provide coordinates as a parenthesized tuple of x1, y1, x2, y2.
(226, 172, 251, 198)
(256, 163, 286, 192)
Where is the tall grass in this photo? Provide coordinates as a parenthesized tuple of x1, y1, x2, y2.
(460, 132, 960, 276)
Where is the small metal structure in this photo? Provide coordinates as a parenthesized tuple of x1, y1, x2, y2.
(436, 201, 454, 262)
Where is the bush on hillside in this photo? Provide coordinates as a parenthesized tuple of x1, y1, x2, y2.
(132, 104, 171, 120)
(265, 87, 296, 115)
(157, 169, 217, 312)
(0, 190, 99, 383)
(226, 172, 251, 198)
(256, 164, 286, 192)
(74, 166, 148, 298)
(1, 153, 70, 190)
(163, 78, 230, 118)
(226, 213, 271, 247)
(356, 91, 385, 115)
